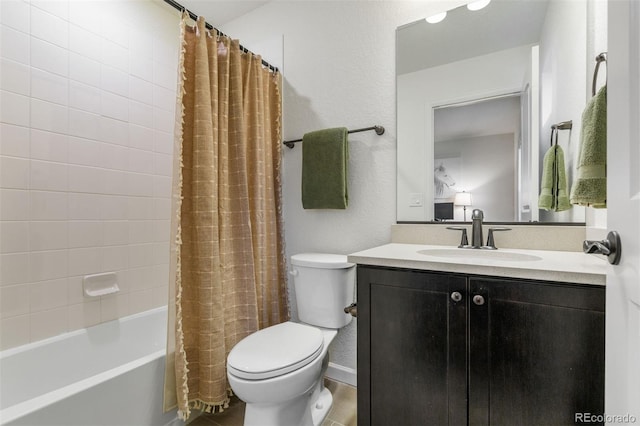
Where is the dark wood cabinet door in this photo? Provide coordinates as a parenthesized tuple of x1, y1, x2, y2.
(357, 266, 467, 426)
(468, 277, 605, 426)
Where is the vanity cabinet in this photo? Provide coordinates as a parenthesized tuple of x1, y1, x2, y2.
(356, 265, 605, 426)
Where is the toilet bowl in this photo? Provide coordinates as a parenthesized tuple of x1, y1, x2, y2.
(226, 253, 355, 426)
(227, 323, 337, 426)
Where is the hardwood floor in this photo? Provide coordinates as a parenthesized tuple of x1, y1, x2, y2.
(189, 379, 356, 426)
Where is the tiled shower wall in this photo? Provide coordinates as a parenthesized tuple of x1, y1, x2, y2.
(0, 0, 180, 350)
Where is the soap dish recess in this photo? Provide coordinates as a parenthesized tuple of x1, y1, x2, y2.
(83, 272, 119, 297)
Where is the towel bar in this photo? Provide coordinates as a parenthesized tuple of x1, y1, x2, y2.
(283, 125, 385, 149)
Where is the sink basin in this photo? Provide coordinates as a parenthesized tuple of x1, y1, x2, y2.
(417, 248, 542, 262)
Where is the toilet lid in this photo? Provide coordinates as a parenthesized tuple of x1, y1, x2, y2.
(227, 322, 324, 380)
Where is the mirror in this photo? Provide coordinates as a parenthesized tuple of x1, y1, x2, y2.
(396, 0, 590, 223)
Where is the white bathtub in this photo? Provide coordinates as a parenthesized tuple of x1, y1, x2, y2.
(0, 306, 183, 426)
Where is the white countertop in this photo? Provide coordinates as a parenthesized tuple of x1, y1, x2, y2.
(348, 243, 607, 285)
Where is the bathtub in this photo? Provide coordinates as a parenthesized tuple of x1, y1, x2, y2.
(0, 306, 183, 426)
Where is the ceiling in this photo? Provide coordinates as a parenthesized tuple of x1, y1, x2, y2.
(397, 0, 549, 75)
(173, 0, 270, 27)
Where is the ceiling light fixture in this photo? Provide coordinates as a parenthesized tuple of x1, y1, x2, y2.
(425, 11, 447, 24)
(467, 0, 491, 11)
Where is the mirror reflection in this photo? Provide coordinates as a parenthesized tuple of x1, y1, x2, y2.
(434, 94, 523, 223)
(396, 0, 588, 223)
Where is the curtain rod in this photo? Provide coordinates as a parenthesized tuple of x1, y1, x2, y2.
(162, 0, 279, 73)
(283, 125, 385, 149)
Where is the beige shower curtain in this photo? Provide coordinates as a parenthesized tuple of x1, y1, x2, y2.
(164, 15, 288, 420)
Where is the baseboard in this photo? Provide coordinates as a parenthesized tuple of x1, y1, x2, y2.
(325, 362, 357, 387)
(165, 416, 185, 426)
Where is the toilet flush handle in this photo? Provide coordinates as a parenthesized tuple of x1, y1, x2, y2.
(288, 269, 299, 276)
(344, 303, 357, 317)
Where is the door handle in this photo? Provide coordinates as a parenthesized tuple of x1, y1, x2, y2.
(583, 231, 621, 265)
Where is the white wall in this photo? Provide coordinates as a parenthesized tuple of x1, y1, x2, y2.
(222, 0, 468, 377)
(0, 0, 179, 350)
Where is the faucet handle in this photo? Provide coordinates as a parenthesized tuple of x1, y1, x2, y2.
(486, 227, 511, 249)
(446, 226, 469, 248)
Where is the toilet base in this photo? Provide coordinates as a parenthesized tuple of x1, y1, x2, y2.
(310, 387, 333, 425)
(243, 377, 333, 426)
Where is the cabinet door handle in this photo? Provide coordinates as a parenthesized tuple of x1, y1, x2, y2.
(472, 295, 485, 306)
(451, 291, 463, 302)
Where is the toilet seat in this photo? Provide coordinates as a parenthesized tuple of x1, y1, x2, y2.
(291, 253, 354, 269)
(227, 322, 324, 380)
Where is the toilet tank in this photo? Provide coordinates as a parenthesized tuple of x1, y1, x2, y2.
(290, 253, 355, 329)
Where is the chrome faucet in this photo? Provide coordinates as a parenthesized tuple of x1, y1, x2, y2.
(471, 209, 484, 248)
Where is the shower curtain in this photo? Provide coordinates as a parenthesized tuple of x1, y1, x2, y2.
(164, 15, 288, 420)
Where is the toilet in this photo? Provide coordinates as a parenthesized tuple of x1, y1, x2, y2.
(227, 253, 355, 426)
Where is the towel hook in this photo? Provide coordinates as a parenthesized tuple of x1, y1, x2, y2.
(592, 52, 607, 96)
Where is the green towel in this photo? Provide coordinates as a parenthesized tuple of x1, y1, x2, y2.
(301, 127, 349, 209)
(539, 144, 571, 212)
(570, 85, 607, 208)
